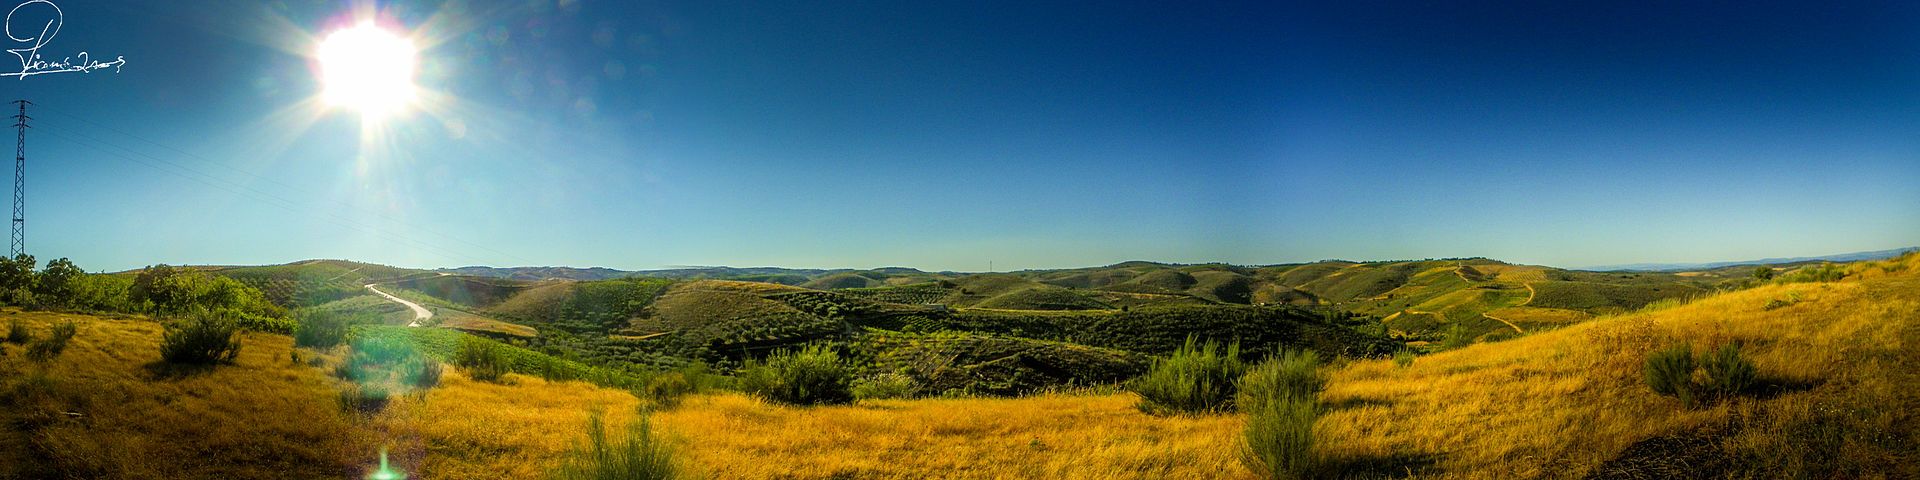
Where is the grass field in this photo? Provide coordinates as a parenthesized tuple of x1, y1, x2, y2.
(4, 253, 1912, 479)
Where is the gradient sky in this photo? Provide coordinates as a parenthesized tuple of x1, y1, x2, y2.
(4, 0, 1918, 272)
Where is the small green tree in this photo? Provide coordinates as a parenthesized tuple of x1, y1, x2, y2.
(1700, 344, 1756, 399)
(293, 310, 352, 349)
(32, 258, 84, 308)
(1129, 336, 1246, 414)
(1645, 343, 1697, 407)
(456, 336, 513, 383)
(550, 414, 680, 480)
(160, 308, 244, 365)
(1239, 349, 1326, 480)
(737, 344, 854, 405)
(1751, 266, 1775, 281)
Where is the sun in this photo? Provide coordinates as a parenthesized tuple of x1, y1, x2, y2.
(317, 22, 418, 119)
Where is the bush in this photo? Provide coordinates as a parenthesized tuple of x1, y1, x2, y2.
(1129, 336, 1246, 414)
(550, 414, 680, 480)
(852, 372, 918, 400)
(642, 372, 693, 407)
(160, 309, 243, 365)
(1238, 349, 1326, 480)
(5, 318, 29, 344)
(407, 356, 444, 389)
(1237, 349, 1324, 411)
(737, 344, 855, 405)
(25, 320, 76, 361)
(294, 310, 352, 349)
(1393, 349, 1415, 368)
(456, 336, 512, 383)
(1700, 344, 1755, 399)
(339, 383, 391, 414)
(1644, 343, 1696, 407)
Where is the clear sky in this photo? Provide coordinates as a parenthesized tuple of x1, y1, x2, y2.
(5, 0, 1917, 272)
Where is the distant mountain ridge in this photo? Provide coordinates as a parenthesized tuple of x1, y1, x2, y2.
(1581, 247, 1919, 272)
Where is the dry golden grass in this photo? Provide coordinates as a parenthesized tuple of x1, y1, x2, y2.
(1321, 275, 1918, 478)
(654, 392, 1250, 480)
(369, 372, 643, 480)
(0, 310, 375, 479)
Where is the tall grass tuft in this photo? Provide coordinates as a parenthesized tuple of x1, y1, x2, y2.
(160, 308, 243, 365)
(25, 320, 76, 361)
(737, 344, 854, 405)
(1644, 343, 1696, 407)
(456, 336, 512, 383)
(1238, 349, 1325, 479)
(1128, 335, 1246, 415)
(550, 413, 681, 480)
(5, 317, 29, 344)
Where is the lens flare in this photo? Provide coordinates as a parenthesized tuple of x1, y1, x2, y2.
(318, 22, 417, 119)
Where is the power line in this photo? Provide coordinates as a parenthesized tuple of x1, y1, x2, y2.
(32, 105, 535, 266)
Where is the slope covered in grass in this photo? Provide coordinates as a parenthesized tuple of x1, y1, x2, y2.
(1317, 262, 1920, 478)
(0, 311, 374, 479)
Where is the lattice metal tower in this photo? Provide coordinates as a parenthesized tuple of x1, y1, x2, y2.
(10, 100, 26, 258)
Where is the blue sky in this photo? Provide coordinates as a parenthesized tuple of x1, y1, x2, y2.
(4, 0, 1917, 272)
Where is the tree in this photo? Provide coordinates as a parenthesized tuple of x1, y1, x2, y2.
(1752, 266, 1775, 281)
(0, 253, 35, 303)
(130, 264, 180, 311)
(33, 257, 83, 307)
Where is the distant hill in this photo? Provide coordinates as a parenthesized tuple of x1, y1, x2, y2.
(438, 266, 635, 281)
(1582, 247, 1919, 272)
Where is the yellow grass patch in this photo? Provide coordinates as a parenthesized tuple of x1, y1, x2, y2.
(655, 393, 1251, 479)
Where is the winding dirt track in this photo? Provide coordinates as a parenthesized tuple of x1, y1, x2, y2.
(366, 284, 433, 327)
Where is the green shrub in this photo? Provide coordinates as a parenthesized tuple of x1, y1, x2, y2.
(1442, 323, 1473, 349)
(4, 318, 28, 344)
(1700, 344, 1755, 399)
(406, 356, 444, 389)
(1644, 343, 1697, 407)
(1237, 349, 1324, 411)
(642, 372, 694, 407)
(852, 372, 919, 400)
(737, 344, 855, 405)
(338, 383, 391, 414)
(456, 336, 512, 383)
(160, 309, 243, 365)
(1393, 349, 1415, 368)
(549, 414, 680, 480)
(1238, 349, 1326, 480)
(234, 310, 295, 334)
(1128, 336, 1245, 415)
(294, 310, 353, 349)
(25, 320, 76, 361)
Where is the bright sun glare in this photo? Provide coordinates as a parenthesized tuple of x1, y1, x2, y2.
(317, 22, 418, 119)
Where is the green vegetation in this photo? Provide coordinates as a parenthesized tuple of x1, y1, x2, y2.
(159, 308, 244, 365)
(1644, 343, 1698, 407)
(1238, 349, 1325, 480)
(851, 372, 918, 400)
(456, 335, 513, 383)
(24, 320, 75, 361)
(1699, 344, 1756, 399)
(856, 332, 1145, 396)
(1645, 342, 1759, 408)
(738, 344, 855, 405)
(1129, 337, 1246, 414)
(293, 309, 355, 348)
(1775, 263, 1847, 283)
(4, 318, 27, 344)
(550, 414, 681, 480)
